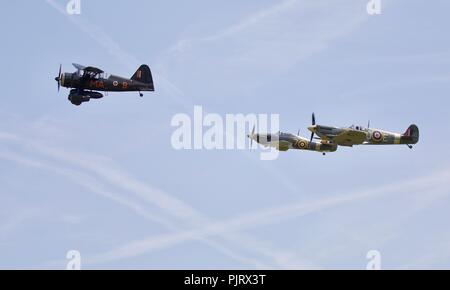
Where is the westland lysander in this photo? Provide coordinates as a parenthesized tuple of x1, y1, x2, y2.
(55, 63, 155, 106)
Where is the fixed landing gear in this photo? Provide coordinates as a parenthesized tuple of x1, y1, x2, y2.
(406, 144, 413, 149)
(139, 91, 144, 97)
(322, 152, 326, 156)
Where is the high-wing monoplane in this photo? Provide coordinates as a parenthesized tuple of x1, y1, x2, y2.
(54, 63, 155, 106)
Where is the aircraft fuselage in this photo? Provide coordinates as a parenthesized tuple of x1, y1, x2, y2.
(60, 72, 154, 92)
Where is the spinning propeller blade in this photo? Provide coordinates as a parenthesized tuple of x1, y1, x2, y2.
(250, 125, 255, 147)
(310, 112, 316, 142)
(55, 64, 62, 92)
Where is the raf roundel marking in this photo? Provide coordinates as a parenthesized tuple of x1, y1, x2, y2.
(113, 81, 119, 87)
(295, 140, 308, 149)
(372, 131, 383, 142)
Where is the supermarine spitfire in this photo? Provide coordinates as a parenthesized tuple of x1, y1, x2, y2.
(54, 63, 155, 106)
(248, 113, 419, 155)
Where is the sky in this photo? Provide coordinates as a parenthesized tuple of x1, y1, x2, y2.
(0, 0, 450, 269)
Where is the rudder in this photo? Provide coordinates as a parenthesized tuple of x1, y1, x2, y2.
(131, 65, 154, 90)
(402, 124, 419, 144)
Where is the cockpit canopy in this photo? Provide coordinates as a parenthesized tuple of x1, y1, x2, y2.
(72, 63, 108, 79)
(349, 125, 366, 131)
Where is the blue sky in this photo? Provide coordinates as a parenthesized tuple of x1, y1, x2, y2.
(1, 0, 450, 269)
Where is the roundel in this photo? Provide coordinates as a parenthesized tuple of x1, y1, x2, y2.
(297, 140, 308, 149)
(372, 131, 383, 142)
(113, 81, 119, 87)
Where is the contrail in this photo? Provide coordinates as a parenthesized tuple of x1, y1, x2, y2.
(87, 168, 450, 265)
(2, 130, 303, 268)
(171, 0, 300, 52)
(0, 146, 272, 269)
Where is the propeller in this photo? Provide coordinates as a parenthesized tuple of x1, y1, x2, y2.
(250, 125, 256, 148)
(310, 112, 316, 142)
(367, 120, 371, 129)
(54, 64, 62, 92)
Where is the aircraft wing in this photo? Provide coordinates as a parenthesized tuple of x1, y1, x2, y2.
(318, 134, 338, 141)
(332, 130, 367, 146)
(84, 66, 104, 74)
(72, 63, 104, 75)
(277, 140, 291, 151)
(72, 63, 86, 71)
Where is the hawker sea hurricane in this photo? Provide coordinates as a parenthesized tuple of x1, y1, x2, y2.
(54, 63, 155, 106)
(247, 113, 419, 155)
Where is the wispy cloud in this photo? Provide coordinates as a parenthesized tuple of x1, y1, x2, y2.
(0, 143, 273, 269)
(0, 208, 38, 239)
(45, 0, 139, 71)
(17, 137, 305, 268)
(171, 0, 300, 52)
(86, 167, 450, 265)
(5, 135, 450, 268)
(168, 0, 369, 77)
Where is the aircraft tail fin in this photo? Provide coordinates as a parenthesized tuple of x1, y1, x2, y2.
(402, 124, 419, 144)
(131, 65, 154, 91)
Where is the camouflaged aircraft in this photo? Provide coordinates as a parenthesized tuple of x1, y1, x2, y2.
(247, 125, 338, 155)
(54, 63, 155, 106)
(307, 113, 419, 149)
(247, 113, 419, 155)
